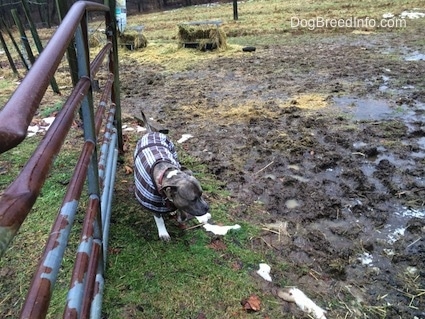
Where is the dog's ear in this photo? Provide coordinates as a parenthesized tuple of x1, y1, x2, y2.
(162, 186, 178, 200)
(180, 166, 193, 176)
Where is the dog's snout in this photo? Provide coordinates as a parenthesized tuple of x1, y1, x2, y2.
(189, 198, 209, 216)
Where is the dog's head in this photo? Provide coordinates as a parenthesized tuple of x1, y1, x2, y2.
(160, 170, 209, 217)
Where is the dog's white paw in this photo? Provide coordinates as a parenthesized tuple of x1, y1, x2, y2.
(154, 215, 171, 241)
(159, 233, 171, 241)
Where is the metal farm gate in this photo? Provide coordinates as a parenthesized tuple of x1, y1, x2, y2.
(0, 1, 122, 317)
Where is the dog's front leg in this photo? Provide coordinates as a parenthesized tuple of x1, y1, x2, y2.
(154, 214, 171, 241)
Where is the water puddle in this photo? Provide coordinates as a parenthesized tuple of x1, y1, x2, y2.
(378, 75, 390, 92)
(404, 51, 425, 61)
(377, 207, 425, 252)
(332, 97, 395, 120)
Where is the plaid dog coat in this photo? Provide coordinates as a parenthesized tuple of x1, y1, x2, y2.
(134, 132, 181, 213)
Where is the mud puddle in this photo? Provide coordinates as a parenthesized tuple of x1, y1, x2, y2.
(404, 51, 425, 61)
(332, 97, 395, 120)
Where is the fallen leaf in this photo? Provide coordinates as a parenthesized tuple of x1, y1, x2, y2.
(207, 239, 227, 251)
(108, 247, 122, 254)
(124, 165, 133, 174)
(241, 294, 261, 312)
(231, 261, 243, 271)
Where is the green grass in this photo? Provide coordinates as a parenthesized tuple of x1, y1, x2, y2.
(101, 134, 270, 318)
(0, 78, 17, 108)
(104, 217, 261, 318)
(38, 101, 64, 118)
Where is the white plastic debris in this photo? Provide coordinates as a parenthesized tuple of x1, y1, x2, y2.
(195, 213, 241, 235)
(278, 287, 327, 319)
(27, 125, 40, 137)
(400, 11, 425, 19)
(40, 117, 55, 131)
(26, 117, 55, 137)
(203, 223, 241, 235)
(256, 263, 272, 282)
(177, 134, 193, 143)
(195, 213, 211, 224)
(382, 13, 394, 19)
(136, 126, 146, 133)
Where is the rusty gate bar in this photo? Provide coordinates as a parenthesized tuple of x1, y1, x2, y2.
(63, 194, 101, 319)
(0, 77, 91, 257)
(0, 1, 122, 318)
(0, 1, 110, 154)
(20, 139, 96, 319)
(91, 43, 113, 77)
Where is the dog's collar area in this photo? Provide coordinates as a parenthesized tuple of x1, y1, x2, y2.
(156, 167, 176, 209)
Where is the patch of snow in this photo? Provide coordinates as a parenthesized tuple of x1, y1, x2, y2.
(358, 252, 373, 266)
(388, 227, 406, 244)
(396, 207, 425, 218)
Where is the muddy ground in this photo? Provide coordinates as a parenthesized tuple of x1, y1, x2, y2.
(119, 30, 424, 318)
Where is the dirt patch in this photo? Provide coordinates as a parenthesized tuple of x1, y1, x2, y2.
(120, 30, 425, 318)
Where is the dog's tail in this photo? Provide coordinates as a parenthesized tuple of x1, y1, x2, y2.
(139, 110, 169, 134)
(140, 110, 153, 133)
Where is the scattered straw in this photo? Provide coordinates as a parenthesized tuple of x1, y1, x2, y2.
(282, 93, 329, 110)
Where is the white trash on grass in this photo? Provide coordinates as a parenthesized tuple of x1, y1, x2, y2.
(27, 117, 55, 137)
(195, 213, 241, 235)
(177, 134, 193, 144)
(256, 263, 327, 319)
(400, 10, 425, 19)
(278, 287, 327, 319)
(256, 263, 272, 282)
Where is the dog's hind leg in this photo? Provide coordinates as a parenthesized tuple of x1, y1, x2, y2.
(154, 214, 171, 241)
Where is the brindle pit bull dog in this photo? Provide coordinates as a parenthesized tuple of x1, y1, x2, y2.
(133, 112, 209, 241)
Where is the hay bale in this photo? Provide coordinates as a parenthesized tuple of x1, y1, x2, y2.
(89, 32, 102, 48)
(119, 32, 148, 50)
(178, 23, 227, 51)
